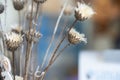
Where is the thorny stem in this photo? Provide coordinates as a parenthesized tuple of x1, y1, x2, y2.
(12, 51, 15, 80)
(40, 0, 68, 71)
(24, 1, 34, 80)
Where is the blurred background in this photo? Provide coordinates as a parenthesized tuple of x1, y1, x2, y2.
(0, 0, 120, 80)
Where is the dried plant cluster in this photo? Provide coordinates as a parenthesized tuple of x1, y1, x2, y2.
(0, 0, 95, 80)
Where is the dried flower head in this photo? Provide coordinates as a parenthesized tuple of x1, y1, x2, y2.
(13, 0, 24, 11)
(63, 5, 73, 15)
(0, 56, 11, 72)
(11, 25, 23, 34)
(34, 0, 47, 3)
(5, 32, 23, 51)
(75, 2, 95, 21)
(0, 3, 4, 14)
(68, 28, 87, 44)
(15, 76, 23, 80)
(26, 29, 42, 43)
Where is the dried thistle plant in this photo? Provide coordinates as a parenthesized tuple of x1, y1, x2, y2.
(0, 0, 96, 80)
(13, 0, 25, 11)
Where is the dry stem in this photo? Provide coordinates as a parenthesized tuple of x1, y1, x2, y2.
(24, 1, 34, 80)
(12, 51, 15, 80)
(68, 19, 77, 32)
(18, 11, 21, 26)
(42, 43, 70, 80)
(24, 41, 33, 80)
(40, 19, 77, 80)
(40, 0, 68, 71)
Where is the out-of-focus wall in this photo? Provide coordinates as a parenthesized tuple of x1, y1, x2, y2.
(0, 0, 18, 32)
(42, 0, 74, 14)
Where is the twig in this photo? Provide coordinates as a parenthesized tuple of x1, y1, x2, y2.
(12, 51, 15, 80)
(24, 1, 34, 80)
(52, 43, 70, 64)
(48, 17, 68, 64)
(42, 43, 70, 80)
(18, 11, 21, 26)
(20, 44, 24, 76)
(24, 41, 33, 80)
(49, 35, 66, 65)
(40, 19, 77, 80)
(40, 0, 69, 71)
(68, 19, 77, 32)
(47, 19, 77, 68)
(4, 0, 7, 28)
(33, 2, 40, 30)
(0, 18, 4, 54)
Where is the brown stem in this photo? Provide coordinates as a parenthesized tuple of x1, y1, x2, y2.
(41, 20, 77, 80)
(24, 41, 33, 80)
(32, 3, 40, 80)
(68, 19, 77, 32)
(50, 35, 66, 63)
(18, 11, 21, 26)
(24, 1, 34, 80)
(34, 2, 40, 30)
(12, 51, 15, 80)
(42, 43, 70, 80)
(39, 19, 77, 80)
(48, 19, 77, 66)
(52, 43, 70, 63)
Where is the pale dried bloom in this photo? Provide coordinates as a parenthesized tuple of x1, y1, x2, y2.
(68, 28, 87, 44)
(75, 2, 95, 21)
(5, 32, 23, 51)
(26, 29, 41, 43)
(0, 56, 11, 72)
(15, 76, 23, 80)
